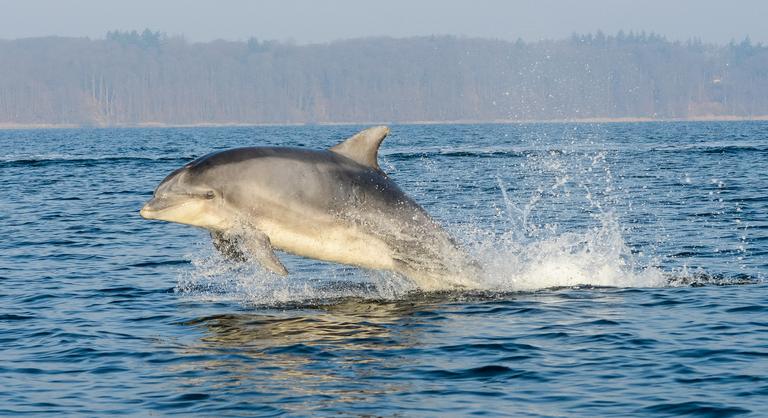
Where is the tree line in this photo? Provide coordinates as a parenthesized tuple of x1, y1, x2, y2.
(0, 30, 766, 126)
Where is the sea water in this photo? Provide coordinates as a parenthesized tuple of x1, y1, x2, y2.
(1, 122, 766, 416)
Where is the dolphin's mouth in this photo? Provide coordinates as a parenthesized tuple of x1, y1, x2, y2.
(139, 196, 187, 219)
(139, 198, 160, 219)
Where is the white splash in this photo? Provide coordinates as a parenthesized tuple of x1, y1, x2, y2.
(468, 211, 667, 291)
(176, 252, 419, 305)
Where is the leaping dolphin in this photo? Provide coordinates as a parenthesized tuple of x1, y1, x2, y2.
(139, 126, 480, 290)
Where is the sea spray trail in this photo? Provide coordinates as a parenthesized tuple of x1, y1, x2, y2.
(1, 122, 766, 416)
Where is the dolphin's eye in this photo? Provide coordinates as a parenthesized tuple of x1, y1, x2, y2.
(204, 191, 215, 200)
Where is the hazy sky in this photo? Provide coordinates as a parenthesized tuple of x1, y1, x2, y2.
(1, 0, 765, 45)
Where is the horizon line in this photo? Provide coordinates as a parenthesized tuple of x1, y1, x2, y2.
(0, 30, 761, 48)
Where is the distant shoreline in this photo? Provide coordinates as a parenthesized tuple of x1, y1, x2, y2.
(2, 116, 768, 130)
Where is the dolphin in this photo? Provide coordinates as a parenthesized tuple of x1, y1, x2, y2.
(139, 126, 480, 290)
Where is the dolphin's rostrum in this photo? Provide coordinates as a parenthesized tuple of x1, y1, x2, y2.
(140, 126, 480, 290)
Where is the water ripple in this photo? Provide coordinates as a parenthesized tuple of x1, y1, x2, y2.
(1, 123, 767, 416)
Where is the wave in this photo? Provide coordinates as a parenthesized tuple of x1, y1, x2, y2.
(385, 147, 526, 159)
(381, 143, 767, 161)
(651, 143, 768, 154)
(382, 145, 611, 160)
(0, 154, 192, 168)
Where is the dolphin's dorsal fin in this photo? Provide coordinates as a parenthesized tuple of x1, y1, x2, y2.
(330, 126, 389, 171)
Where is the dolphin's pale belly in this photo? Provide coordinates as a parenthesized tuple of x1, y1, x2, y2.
(258, 218, 397, 271)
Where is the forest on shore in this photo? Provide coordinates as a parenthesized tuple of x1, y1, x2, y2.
(1, 30, 767, 126)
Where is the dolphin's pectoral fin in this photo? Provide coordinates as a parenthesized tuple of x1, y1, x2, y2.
(329, 126, 389, 171)
(211, 231, 248, 262)
(211, 230, 287, 275)
(242, 230, 289, 276)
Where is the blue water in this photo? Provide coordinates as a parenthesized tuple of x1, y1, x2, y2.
(1, 122, 766, 416)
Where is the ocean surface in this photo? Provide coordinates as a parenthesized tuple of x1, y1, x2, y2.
(1, 122, 766, 416)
